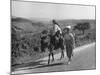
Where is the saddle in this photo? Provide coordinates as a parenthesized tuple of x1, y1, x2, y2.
(54, 32, 63, 44)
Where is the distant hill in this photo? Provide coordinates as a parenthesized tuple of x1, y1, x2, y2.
(11, 17, 48, 33)
(58, 19, 95, 24)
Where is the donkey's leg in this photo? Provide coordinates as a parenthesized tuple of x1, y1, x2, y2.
(50, 45, 54, 62)
(62, 50, 64, 58)
(60, 49, 63, 60)
(60, 37, 65, 60)
(60, 50, 64, 60)
(60, 44, 65, 60)
(48, 53, 51, 65)
(51, 52, 54, 62)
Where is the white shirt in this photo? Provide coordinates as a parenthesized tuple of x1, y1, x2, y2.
(54, 24, 62, 34)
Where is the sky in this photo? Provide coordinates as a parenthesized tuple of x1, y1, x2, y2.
(12, 0, 95, 20)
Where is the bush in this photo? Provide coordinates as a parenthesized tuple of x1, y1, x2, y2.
(11, 25, 42, 65)
(74, 22, 90, 34)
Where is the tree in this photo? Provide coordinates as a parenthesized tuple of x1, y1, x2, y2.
(74, 22, 90, 34)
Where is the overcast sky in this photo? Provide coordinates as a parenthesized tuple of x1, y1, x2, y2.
(12, 1, 95, 20)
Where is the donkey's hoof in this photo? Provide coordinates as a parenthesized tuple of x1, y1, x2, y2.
(60, 57, 64, 60)
(48, 60, 50, 65)
(48, 62, 50, 65)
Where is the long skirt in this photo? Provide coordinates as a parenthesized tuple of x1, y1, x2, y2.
(66, 44, 73, 59)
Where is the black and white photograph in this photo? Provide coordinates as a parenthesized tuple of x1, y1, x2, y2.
(11, 0, 96, 74)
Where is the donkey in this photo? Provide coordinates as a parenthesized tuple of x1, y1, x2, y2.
(40, 30, 65, 64)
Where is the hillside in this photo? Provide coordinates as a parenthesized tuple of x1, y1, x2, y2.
(12, 17, 48, 33)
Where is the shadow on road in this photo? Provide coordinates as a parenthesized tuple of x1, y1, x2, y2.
(33, 62, 64, 69)
(12, 60, 47, 71)
(12, 59, 65, 72)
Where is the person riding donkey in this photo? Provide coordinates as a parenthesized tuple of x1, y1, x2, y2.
(40, 19, 65, 64)
(52, 19, 63, 43)
(52, 19, 64, 59)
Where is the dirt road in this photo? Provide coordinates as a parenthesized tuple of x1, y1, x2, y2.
(12, 43, 96, 74)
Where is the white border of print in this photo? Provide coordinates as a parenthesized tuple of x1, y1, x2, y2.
(0, 0, 99, 75)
